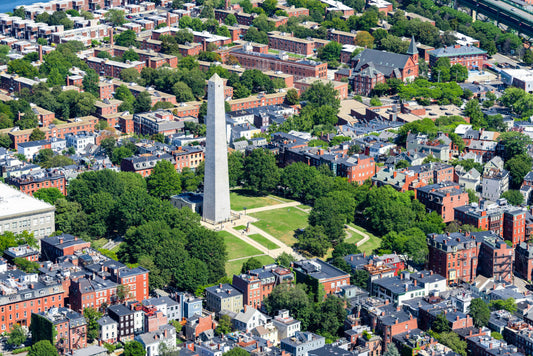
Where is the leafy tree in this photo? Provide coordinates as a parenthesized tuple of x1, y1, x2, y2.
(0, 134, 11, 148)
(134, 91, 153, 113)
(489, 298, 517, 313)
(505, 154, 532, 189)
(84, 307, 103, 341)
(355, 31, 374, 48)
(370, 96, 382, 106)
(115, 30, 137, 47)
(501, 190, 524, 205)
(491, 331, 503, 340)
(352, 269, 369, 290)
(83, 68, 100, 97)
(225, 13, 237, 25)
(469, 298, 490, 327)
(297, 225, 330, 257)
(123, 49, 140, 62)
(8, 59, 39, 78)
(243, 27, 269, 44)
(28, 340, 59, 356)
(524, 49, 533, 65)
(432, 313, 451, 333)
(172, 82, 195, 102)
(124, 340, 146, 356)
(7, 324, 26, 347)
(215, 314, 233, 335)
(435, 332, 467, 356)
(309, 195, 348, 245)
(223, 349, 250, 356)
(382, 344, 400, 356)
(228, 151, 244, 187)
(13, 257, 39, 272)
(241, 256, 263, 273)
(176, 29, 194, 44)
(500, 132, 531, 161)
(105, 9, 127, 26)
(243, 149, 280, 193)
(29, 128, 46, 141)
(174, 258, 209, 292)
(275, 252, 295, 268)
(318, 41, 342, 62)
(450, 64, 468, 82)
(285, 88, 299, 105)
(310, 294, 347, 337)
(331, 242, 360, 259)
(467, 189, 479, 204)
(147, 160, 181, 199)
(264, 284, 312, 329)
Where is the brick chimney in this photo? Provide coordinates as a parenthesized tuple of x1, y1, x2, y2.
(109, 28, 114, 46)
(38, 45, 43, 62)
(167, 12, 171, 27)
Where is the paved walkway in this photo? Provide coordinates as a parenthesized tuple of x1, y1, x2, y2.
(243, 201, 301, 214)
(346, 224, 370, 247)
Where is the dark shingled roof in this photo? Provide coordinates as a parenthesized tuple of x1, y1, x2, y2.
(353, 49, 412, 77)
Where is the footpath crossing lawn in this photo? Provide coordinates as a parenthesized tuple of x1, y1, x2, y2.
(248, 233, 280, 250)
(250, 207, 308, 246)
(217, 231, 263, 260)
(348, 223, 382, 254)
(226, 255, 275, 276)
(230, 190, 283, 211)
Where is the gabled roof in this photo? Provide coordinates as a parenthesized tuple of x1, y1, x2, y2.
(353, 49, 412, 77)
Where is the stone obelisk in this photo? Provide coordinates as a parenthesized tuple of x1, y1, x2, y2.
(203, 74, 231, 224)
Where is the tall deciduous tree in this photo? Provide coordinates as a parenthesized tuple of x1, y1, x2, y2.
(469, 298, 490, 327)
(147, 160, 181, 199)
(243, 149, 280, 193)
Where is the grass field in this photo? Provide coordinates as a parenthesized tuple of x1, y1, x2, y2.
(226, 255, 275, 276)
(250, 207, 309, 246)
(91, 238, 108, 250)
(344, 229, 365, 245)
(230, 190, 283, 211)
(248, 234, 280, 250)
(348, 223, 382, 254)
(218, 231, 263, 260)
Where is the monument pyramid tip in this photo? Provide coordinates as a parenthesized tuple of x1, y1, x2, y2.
(209, 73, 223, 82)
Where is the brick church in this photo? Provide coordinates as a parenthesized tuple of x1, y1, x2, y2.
(349, 36, 419, 96)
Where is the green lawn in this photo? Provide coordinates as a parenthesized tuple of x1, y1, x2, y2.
(248, 234, 280, 250)
(91, 238, 108, 250)
(250, 207, 309, 246)
(110, 242, 123, 253)
(230, 190, 284, 211)
(218, 231, 263, 260)
(226, 255, 275, 276)
(344, 229, 365, 245)
(348, 223, 382, 255)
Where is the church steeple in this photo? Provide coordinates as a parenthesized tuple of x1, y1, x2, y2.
(407, 35, 418, 62)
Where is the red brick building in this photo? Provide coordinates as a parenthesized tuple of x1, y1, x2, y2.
(230, 48, 328, 79)
(41, 234, 91, 263)
(228, 92, 287, 111)
(454, 201, 526, 247)
(415, 182, 468, 222)
(429, 45, 487, 70)
(232, 265, 293, 310)
(268, 31, 315, 56)
(31, 308, 87, 354)
(283, 147, 376, 185)
(293, 259, 350, 295)
(515, 242, 533, 281)
(6, 116, 98, 149)
(86, 57, 145, 79)
(9, 171, 67, 196)
(426, 231, 511, 284)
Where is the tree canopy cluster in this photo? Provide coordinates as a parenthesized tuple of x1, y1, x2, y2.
(263, 284, 347, 340)
(54, 168, 223, 292)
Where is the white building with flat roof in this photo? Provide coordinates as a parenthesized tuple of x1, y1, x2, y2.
(0, 183, 55, 238)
